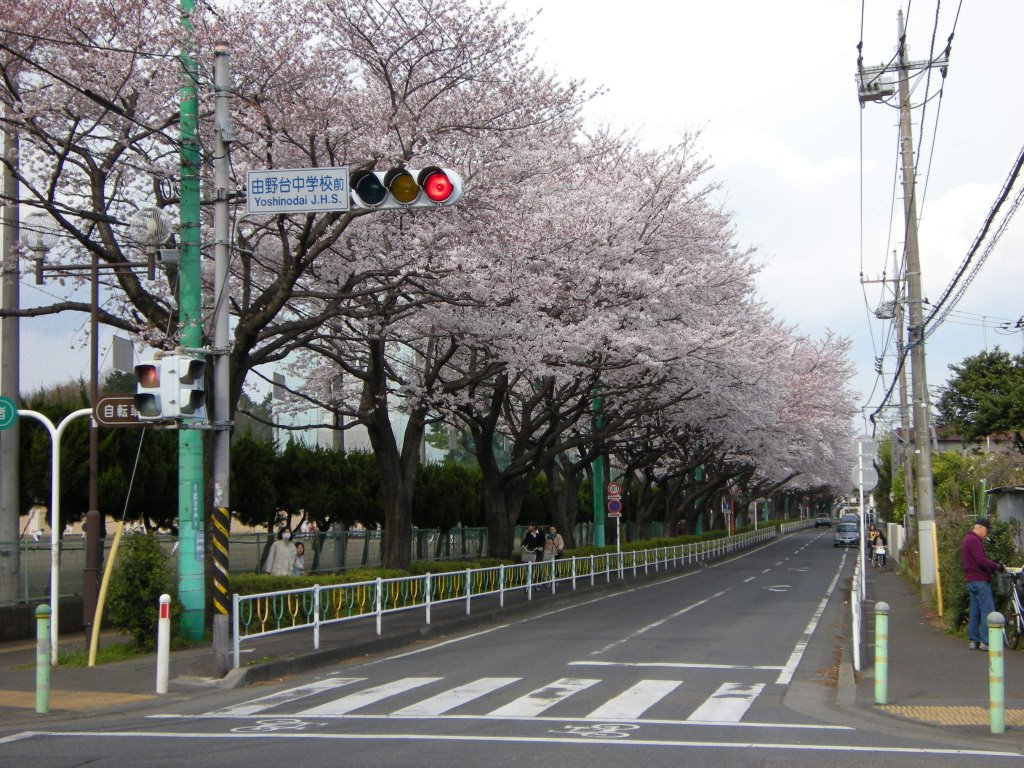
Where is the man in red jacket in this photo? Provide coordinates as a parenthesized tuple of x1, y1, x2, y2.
(961, 518, 1005, 651)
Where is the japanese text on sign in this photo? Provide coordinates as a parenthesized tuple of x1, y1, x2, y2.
(246, 167, 350, 214)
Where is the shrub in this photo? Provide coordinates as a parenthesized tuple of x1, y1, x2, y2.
(106, 532, 179, 649)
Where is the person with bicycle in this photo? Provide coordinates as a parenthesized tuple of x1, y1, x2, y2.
(521, 522, 544, 562)
(961, 518, 1005, 651)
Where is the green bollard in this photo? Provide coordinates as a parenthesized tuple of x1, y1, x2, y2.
(987, 611, 1005, 735)
(874, 602, 889, 705)
(35, 604, 51, 714)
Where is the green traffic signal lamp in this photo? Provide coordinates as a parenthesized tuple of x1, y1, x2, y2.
(350, 170, 388, 206)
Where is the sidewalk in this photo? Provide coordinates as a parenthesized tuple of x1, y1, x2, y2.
(0, 571, 632, 726)
(851, 562, 1024, 737)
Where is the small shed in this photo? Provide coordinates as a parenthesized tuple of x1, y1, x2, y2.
(985, 486, 1024, 528)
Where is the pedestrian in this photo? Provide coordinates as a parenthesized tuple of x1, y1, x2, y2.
(961, 518, 1005, 651)
(292, 541, 306, 577)
(872, 528, 888, 569)
(521, 522, 544, 563)
(263, 526, 297, 577)
(543, 524, 564, 561)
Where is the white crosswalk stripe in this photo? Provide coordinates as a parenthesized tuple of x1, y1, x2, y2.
(687, 682, 765, 722)
(585, 679, 682, 719)
(392, 677, 520, 716)
(206, 678, 364, 717)
(207, 676, 770, 724)
(486, 677, 599, 717)
(296, 677, 441, 716)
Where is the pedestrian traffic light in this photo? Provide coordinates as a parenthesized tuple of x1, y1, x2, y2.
(133, 354, 206, 421)
(349, 166, 463, 210)
(134, 360, 164, 420)
(164, 354, 207, 420)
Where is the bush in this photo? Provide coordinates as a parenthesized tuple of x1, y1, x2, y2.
(106, 532, 179, 649)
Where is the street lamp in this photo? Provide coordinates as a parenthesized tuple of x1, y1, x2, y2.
(19, 211, 59, 284)
(19, 207, 170, 634)
(129, 207, 175, 277)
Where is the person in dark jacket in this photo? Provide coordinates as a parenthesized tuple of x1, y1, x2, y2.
(521, 522, 544, 562)
(961, 518, 1005, 651)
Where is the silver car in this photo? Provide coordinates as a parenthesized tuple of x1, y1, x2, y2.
(833, 522, 860, 548)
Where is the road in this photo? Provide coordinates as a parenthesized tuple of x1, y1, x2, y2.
(2, 529, 1020, 767)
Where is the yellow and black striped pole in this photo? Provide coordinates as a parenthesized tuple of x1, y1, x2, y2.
(211, 505, 231, 617)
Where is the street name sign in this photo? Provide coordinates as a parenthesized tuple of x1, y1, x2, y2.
(246, 167, 350, 215)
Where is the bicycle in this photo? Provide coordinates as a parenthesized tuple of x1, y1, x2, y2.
(1001, 567, 1023, 650)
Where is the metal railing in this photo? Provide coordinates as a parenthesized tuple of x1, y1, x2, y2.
(232, 523, 805, 668)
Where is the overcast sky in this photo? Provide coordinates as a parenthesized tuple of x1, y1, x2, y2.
(505, 0, 1024, 435)
(14, 1, 1024, 440)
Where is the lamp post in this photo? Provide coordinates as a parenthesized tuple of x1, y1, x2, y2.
(20, 208, 170, 631)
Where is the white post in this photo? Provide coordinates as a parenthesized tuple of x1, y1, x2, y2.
(156, 593, 171, 694)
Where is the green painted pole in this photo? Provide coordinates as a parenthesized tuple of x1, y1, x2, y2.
(35, 604, 50, 713)
(693, 465, 703, 535)
(874, 601, 889, 704)
(591, 391, 604, 547)
(178, 0, 205, 640)
(988, 611, 1005, 734)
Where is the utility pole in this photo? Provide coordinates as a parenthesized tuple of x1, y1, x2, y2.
(211, 41, 233, 674)
(178, 0, 205, 639)
(891, 251, 916, 549)
(0, 119, 19, 606)
(857, 10, 944, 587)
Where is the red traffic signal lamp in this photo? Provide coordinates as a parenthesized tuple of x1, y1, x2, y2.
(134, 361, 163, 420)
(350, 166, 462, 210)
(133, 354, 207, 421)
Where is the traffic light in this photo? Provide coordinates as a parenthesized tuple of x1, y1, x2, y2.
(134, 360, 164, 420)
(349, 166, 462, 210)
(133, 355, 206, 421)
(164, 354, 207, 420)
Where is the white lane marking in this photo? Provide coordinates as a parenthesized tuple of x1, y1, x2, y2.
(487, 677, 599, 717)
(22, 730, 1022, 757)
(204, 678, 363, 717)
(687, 682, 765, 722)
(585, 679, 682, 720)
(775, 551, 846, 685)
(761, 568, 771, 574)
(391, 677, 519, 716)
(743, 576, 756, 583)
(357, 537, 791, 668)
(296, 677, 440, 716)
(589, 590, 730, 656)
(764, 585, 789, 592)
(570, 660, 784, 671)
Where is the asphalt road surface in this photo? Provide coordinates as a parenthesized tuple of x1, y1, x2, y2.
(2, 529, 1020, 767)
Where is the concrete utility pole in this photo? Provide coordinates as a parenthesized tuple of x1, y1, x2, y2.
(211, 41, 233, 675)
(857, 9, 945, 587)
(891, 251, 916, 549)
(0, 120, 19, 605)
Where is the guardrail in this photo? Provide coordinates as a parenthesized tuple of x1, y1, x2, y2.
(232, 522, 809, 668)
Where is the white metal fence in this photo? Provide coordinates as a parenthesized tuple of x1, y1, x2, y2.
(232, 523, 808, 668)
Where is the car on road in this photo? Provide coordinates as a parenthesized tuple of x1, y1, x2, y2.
(833, 522, 860, 547)
(814, 514, 831, 527)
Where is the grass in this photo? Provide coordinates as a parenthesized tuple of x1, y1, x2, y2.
(58, 641, 147, 666)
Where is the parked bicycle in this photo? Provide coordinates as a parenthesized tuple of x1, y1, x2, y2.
(999, 567, 1023, 650)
